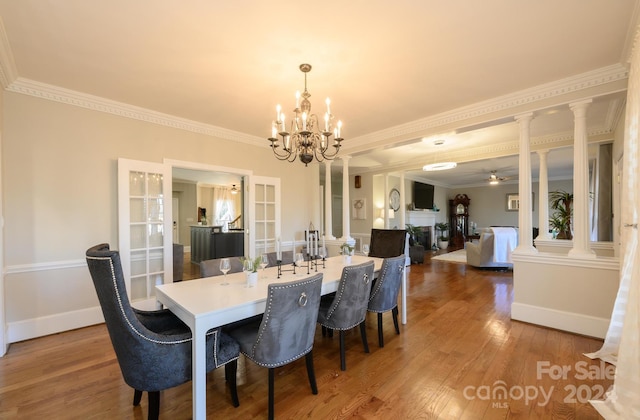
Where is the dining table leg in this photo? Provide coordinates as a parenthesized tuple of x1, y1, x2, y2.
(192, 322, 208, 419)
(401, 269, 407, 324)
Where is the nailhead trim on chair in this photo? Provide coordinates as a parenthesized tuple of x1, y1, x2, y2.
(87, 255, 238, 368)
(319, 265, 371, 331)
(369, 261, 404, 302)
(247, 276, 319, 368)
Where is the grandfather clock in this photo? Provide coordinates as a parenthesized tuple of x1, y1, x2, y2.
(449, 194, 470, 247)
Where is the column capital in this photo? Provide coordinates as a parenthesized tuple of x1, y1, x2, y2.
(514, 112, 534, 122)
(569, 99, 593, 113)
(340, 155, 351, 163)
(536, 149, 550, 157)
(323, 160, 332, 168)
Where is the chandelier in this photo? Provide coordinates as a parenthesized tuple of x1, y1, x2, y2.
(268, 64, 344, 166)
(422, 139, 457, 171)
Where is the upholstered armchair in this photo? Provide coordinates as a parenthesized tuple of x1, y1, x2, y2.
(368, 255, 405, 347)
(369, 229, 408, 258)
(85, 243, 240, 420)
(317, 261, 375, 371)
(227, 274, 323, 420)
(466, 231, 514, 269)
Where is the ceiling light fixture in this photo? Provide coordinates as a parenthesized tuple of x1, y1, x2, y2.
(268, 64, 344, 166)
(231, 184, 238, 194)
(422, 140, 457, 171)
(489, 173, 499, 185)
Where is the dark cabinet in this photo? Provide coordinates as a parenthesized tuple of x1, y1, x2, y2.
(211, 231, 244, 259)
(449, 194, 470, 248)
(191, 226, 244, 263)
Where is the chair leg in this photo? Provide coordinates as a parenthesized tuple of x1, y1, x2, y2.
(305, 351, 318, 395)
(268, 368, 275, 420)
(148, 391, 160, 420)
(392, 306, 400, 334)
(360, 320, 370, 354)
(339, 330, 346, 371)
(225, 360, 240, 407)
(133, 389, 143, 406)
(377, 312, 384, 347)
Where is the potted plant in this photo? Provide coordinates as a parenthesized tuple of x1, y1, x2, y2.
(340, 242, 354, 264)
(435, 222, 449, 249)
(405, 224, 422, 245)
(239, 256, 261, 287)
(549, 190, 573, 240)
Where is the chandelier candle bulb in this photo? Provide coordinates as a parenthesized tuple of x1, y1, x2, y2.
(324, 113, 329, 131)
(337, 120, 342, 138)
(280, 113, 285, 132)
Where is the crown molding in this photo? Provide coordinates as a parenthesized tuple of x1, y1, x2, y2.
(344, 64, 629, 152)
(5, 77, 265, 147)
(358, 124, 614, 177)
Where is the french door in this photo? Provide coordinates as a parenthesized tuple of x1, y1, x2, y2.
(118, 158, 173, 309)
(249, 176, 280, 258)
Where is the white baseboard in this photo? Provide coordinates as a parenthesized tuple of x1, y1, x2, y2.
(7, 306, 105, 344)
(511, 302, 610, 339)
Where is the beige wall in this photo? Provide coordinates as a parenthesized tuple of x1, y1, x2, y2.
(2, 91, 315, 342)
(450, 179, 574, 230)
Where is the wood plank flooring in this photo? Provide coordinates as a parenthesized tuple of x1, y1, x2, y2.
(0, 250, 612, 419)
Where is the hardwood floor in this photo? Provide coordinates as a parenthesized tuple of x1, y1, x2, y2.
(0, 250, 612, 419)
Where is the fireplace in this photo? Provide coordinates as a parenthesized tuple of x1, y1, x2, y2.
(414, 226, 432, 250)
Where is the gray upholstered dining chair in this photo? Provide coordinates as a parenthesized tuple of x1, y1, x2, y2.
(226, 273, 323, 420)
(85, 243, 240, 420)
(316, 261, 375, 371)
(367, 255, 405, 347)
(369, 228, 408, 258)
(200, 256, 244, 277)
(265, 250, 294, 267)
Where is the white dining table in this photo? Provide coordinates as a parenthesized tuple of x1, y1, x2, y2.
(155, 255, 405, 420)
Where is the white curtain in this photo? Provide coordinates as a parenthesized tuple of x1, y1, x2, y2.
(586, 25, 640, 419)
(212, 186, 236, 226)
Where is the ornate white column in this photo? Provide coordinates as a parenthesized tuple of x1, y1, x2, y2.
(514, 112, 537, 254)
(536, 149, 553, 240)
(399, 172, 406, 229)
(384, 174, 390, 229)
(323, 160, 335, 239)
(568, 100, 596, 258)
(340, 156, 352, 241)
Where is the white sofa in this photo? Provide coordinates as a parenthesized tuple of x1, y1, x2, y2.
(466, 228, 517, 269)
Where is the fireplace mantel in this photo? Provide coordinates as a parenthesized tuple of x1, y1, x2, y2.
(407, 210, 438, 245)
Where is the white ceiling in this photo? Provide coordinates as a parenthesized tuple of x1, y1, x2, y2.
(0, 1, 637, 187)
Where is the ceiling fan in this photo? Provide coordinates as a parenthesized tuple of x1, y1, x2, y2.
(487, 170, 512, 185)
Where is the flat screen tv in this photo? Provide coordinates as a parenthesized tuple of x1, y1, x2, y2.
(413, 181, 435, 210)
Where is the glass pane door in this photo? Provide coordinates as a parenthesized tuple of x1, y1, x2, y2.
(249, 176, 280, 258)
(118, 158, 173, 308)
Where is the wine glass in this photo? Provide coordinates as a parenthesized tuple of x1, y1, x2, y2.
(362, 244, 370, 257)
(219, 258, 230, 285)
(294, 252, 304, 269)
(260, 253, 269, 278)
